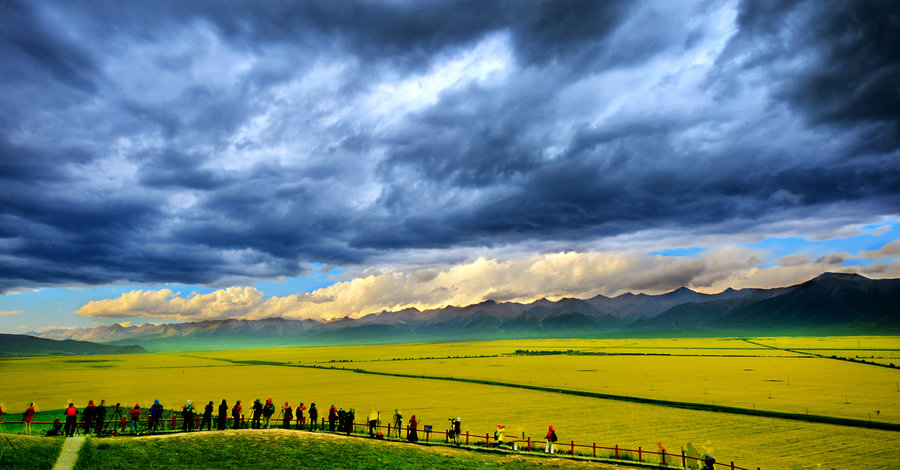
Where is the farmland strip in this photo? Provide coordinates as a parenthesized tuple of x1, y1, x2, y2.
(192, 355, 900, 432)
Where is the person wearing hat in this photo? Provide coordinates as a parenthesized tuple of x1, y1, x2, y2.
(494, 424, 505, 447)
(148, 399, 163, 433)
(95, 400, 107, 434)
(251, 399, 263, 429)
(545, 425, 557, 454)
(181, 400, 194, 432)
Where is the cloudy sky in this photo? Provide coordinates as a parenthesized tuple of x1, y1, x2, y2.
(1, 0, 898, 332)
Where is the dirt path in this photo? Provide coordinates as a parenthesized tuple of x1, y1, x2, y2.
(52, 435, 85, 470)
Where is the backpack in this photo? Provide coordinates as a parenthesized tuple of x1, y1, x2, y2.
(551, 431, 558, 442)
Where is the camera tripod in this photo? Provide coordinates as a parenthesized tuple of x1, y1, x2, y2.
(101, 404, 122, 435)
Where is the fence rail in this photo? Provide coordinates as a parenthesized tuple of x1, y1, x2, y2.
(0, 416, 756, 469)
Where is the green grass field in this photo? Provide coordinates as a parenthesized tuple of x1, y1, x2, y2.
(70, 430, 635, 470)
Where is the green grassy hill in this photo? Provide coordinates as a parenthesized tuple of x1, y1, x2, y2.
(0, 429, 651, 470)
(0, 334, 147, 357)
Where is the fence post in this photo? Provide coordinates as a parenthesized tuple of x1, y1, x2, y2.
(387, 423, 391, 437)
(486, 432, 490, 447)
(593, 442, 596, 457)
(662, 449, 666, 466)
(615, 444, 619, 459)
(639, 446, 642, 462)
(445, 429, 448, 443)
(466, 431, 469, 445)
(195, 414, 200, 429)
(570, 440, 574, 455)
(731, 462, 735, 470)
(682, 450, 686, 468)
(120, 417, 126, 433)
(527, 437, 531, 451)
(171, 415, 177, 430)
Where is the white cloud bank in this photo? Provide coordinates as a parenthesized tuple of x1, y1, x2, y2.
(75, 246, 900, 322)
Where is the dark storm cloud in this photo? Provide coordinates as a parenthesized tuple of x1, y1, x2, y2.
(1, 0, 898, 292)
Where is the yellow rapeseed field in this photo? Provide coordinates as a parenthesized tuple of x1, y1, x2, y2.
(1, 336, 898, 469)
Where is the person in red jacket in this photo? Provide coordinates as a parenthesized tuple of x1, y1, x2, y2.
(407, 414, 418, 442)
(64, 403, 77, 437)
(23, 403, 36, 435)
(129, 404, 141, 434)
(295, 402, 306, 430)
(544, 425, 557, 454)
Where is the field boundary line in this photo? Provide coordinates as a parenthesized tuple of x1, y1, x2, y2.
(190, 355, 900, 432)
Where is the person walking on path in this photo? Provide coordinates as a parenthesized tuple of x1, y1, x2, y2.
(129, 404, 141, 434)
(232, 400, 243, 429)
(64, 403, 77, 437)
(407, 414, 418, 443)
(392, 409, 403, 439)
(262, 398, 275, 429)
(149, 400, 163, 433)
(94, 400, 107, 434)
(544, 425, 557, 454)
(217, 400, 228, 430)
(23, 403, 36, 435)
(308, 403, 318, 431)
(201, 401, 213, 431)
(251, 399, 262, 429)
(282, 402, 293, 429)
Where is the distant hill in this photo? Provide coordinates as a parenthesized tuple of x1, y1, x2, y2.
(32, 272, 900, 350)
(0, 334, 148, 357)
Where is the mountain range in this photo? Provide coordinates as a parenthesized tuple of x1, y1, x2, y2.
(0, 334, 148, 357)
(32, 273, 900, 350)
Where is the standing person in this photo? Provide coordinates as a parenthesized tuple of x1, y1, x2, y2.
(23, 403, 36, 435)
(129, 404, 141, 434)
(452, 417, 461, 445)
(181, 400, 194, 432)
(328, 405, 337, 432)
(367, 410, 380, 437)
(149, 400, 163, 433)
(217, 400, 228, 430)
(64, 403, 77, 437)
(337, 408, 346, 433)
(392, 409, 403, 438)
(407, 414, 418, 442)
(251, 399, 262, 429)
(544, 425, 557, 454)
(95, 400, 107, 434)
(308, 403, 318, 431)
(262, 399, 275, 429)
(82, 400, 96, 434)
(295, 402, 306, 430)
(346, 409, 355, 436)
(200, 401, 213, 431)
(282, 402, 293, 429)
(232, 400, 243, 429)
